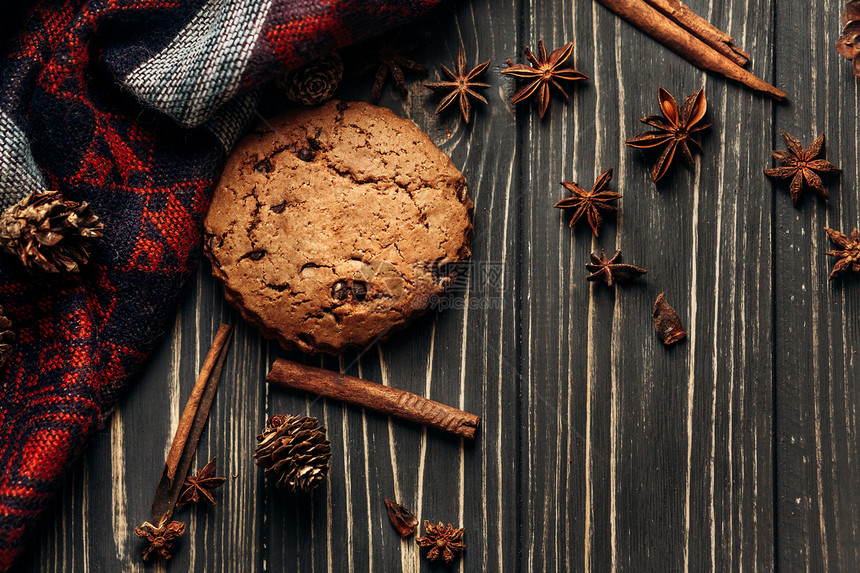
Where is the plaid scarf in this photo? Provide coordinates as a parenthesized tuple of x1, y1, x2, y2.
(0, 0, 439, 569)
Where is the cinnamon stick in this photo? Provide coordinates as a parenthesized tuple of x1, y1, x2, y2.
(266, 358, 481, 439)
(151, 324, 233, 523)
(595, 0, 786, 101)
(643, 0, 750, 66)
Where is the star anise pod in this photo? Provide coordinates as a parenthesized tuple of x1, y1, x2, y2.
(176, 457, 226, 507)
(134, 517, 186, 561)
(625, 88, 711, 183)
(416, 520, 465, 564)
(764, 132, 841, 206)
(837, 1, 860, 77)
(586, 250, 647, 286)
(554, 168, 620, 236)
(824, 227, 860, 280)
(501, 39, 588, 118)
(362, 36, 427, 102)
(424, 47, 490, 124)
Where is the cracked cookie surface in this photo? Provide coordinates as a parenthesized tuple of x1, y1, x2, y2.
(204, 101, 473, 354)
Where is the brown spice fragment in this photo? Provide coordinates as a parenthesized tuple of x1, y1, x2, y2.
(134, 517, 186, 561)
(652, 292, 687, 346)
(384, 499, 418, 537)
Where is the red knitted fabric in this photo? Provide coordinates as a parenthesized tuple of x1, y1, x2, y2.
(0, 0, 439, 569)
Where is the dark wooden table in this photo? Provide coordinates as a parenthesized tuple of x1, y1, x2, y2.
(16, 0, 860, 571)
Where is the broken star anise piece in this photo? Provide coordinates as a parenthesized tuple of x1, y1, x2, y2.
(555, 168, 620, 236)
(501, 39, 588, 118)
(653, 293, 687, 346)
(384, 499, 419, 537)
(586, 250, 647, 286)
(416, 520, 466, 564)
(625, 88, 711, 183)
(134, 517, 186, 562)
(424, 47, 490, 124)
(177, 456, 226, 507)
(824, 227, 860, 280)
(363, 36, 427, 102)
(764, 131, 841, 206)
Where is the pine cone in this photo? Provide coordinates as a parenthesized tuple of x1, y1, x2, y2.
(0, 306, 13, 368)
(0, 190, 104, 274)
(837, 1, 860, 77)
(254, 414, 332, 492)
(279, 54, 343, 106)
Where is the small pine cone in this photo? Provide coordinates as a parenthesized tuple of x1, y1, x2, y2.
(0, 306, 13, 368)
(0, 190, 104, 274)
(279, 53, 343, 106)
(837, 1, 860, 77)
(254, 414, 332, 492)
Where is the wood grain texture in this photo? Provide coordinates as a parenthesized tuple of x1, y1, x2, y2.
(262, 2, 520, 571)
(13, 0, 860, 571)
(774, 1, 860, 572)
(519, 0, 776, 571)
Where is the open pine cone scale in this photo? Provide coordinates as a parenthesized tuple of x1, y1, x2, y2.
(254, 414, 332, 492)
(0, 190, 104, 274)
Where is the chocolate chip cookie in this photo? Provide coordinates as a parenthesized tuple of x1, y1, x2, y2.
(204, 101, 473, 354)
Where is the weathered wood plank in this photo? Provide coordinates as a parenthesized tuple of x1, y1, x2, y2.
(21, 0, 860, 571)
(19, 273, 265, 572)
(519, 0, 776, 571)
(683, 3, 777, 571)
(263, 1, 520, 571)
(774, 1, 860, 572)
